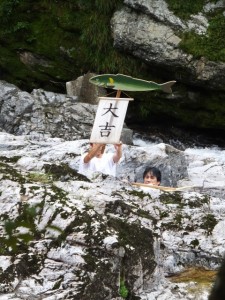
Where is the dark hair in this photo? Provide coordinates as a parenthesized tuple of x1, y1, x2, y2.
(143, 166, 161, 182)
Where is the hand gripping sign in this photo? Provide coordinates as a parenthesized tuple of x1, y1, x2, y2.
(90, 97, 133, 144)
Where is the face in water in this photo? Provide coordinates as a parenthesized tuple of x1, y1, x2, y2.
(144, 171, 160, 186)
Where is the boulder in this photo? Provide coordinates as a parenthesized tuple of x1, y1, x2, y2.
(66, 72, 106, 104)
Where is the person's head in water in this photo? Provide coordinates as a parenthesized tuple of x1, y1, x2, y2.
(143, 166, 161, 186)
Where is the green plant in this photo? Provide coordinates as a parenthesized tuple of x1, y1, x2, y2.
(166, 0, 206, 20)
(119, 278, 129, 299)
(200, 213, 217, 234)
(0, 202, 62, 255)
(180, 11, 225, 62)
(138, 101, 150, 118)
(27, 172, 52, 183)
(159, 211, 169, 219)
(0, 0, 21, 22)
(0, 0, 160, 92)
(76, 0, 139, 74)
(0, 203, 40, 254)
(190, 238, 199, 248)
(13, 21, 30, 32)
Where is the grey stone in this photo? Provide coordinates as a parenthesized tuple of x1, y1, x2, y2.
(66, 72, 106, 104)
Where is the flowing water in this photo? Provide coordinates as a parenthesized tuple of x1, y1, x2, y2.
(132, 124, 225, 167)
(131, 124, 225, 150)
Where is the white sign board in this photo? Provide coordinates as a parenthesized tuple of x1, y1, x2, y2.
(90, 97, 133, 144)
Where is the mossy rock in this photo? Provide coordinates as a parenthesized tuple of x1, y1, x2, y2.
(43, 163, 90, 182)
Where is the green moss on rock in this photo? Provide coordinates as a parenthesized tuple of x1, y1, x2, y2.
(200, 213, 217, 234)
(43, 163, 90, 182)
(160, 192, 184, 207)
(180, 13, 225, 62)
(107, 217, 156, 296)
(0, 0, 144, 92)
(166, 0, 206, 20)
(0, 156, 21, 163)
(0, 161, 26, 183)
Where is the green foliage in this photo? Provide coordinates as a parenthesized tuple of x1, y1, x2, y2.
(0, 203, 40, 254)
(180, 13, 225, 61)
(187, 195, 210, 208)
(0, 0, 21, 23)
(27, 172, 52, 183)
(165, 0, 225, 63)
(75, 0, 138, 74)
(128, 189, 148, 199)
(52, 276, 63, 290)
(0, 156, 21, 163)
(165, 0, 225, 64)
(139, 105, 150, 118)
(43, 163, 90, 182)
(76, 0, 122, 15)
(13, 21, 30, 32)
(190, 238, 200, 248)
(2, 0, 223, 101)
(0, 202, 63, 255)
(159, 211, 169, 219)
(200, 213, 217, 234)
(0, 161, 26, 183)
(119, 278, 129, 299)
(166, 0, 206, 20)
(160, 192, 184, 208)
(0, 0, 144, 92)
(174, 213, 183, 226)
(161, 217, 185, 231)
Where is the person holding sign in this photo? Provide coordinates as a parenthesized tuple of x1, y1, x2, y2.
(78, 142, 122, 177)
(143, 166, 161, 186)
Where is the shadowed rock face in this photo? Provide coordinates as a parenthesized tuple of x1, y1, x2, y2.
(209, 259, 225, 300)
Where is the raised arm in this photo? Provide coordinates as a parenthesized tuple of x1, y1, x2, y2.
(83, 143, 105, 163)
(113, 142, 122, 163)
